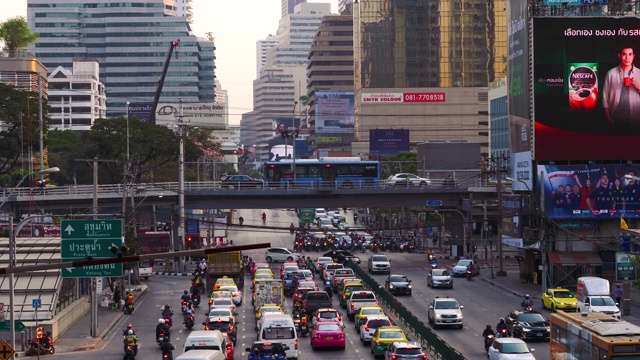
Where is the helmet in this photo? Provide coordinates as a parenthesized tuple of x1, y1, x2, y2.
(159, 318, 166, 324)
(184, 290, 188, 295)
(486, 324, 491, 329)
(165, 304, 170, 309)
(46, 331, 52, 336)
(128, 330, 134, 335)
(525, 294, 530, 298)
(126, 323, 132, 328)
(499, 318, 505, 323)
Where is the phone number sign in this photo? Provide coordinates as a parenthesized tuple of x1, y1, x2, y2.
(361, 92, 446, 104)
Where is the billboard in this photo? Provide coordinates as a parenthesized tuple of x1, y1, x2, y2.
(369, 129, 410, 155)
(271, 117, 300, 139)
(315, 91, 354, 134)
(127, 103, 153, 123)
(538, 164, 640, 219)
(502, 194, 523, 246)
(533, 18, 640, 161)
(361, 92, 446, 104)
(511, 151, 533, 191)
(155, 103, 227, 129)
(507, 0, 531, 155)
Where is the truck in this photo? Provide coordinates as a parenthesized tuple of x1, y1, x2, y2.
(297, 208, 316, 228)
(576, 276, 621, 318)
(346, 290, 379, 320)
(253, 279, 285, 311)
(206, 251, 244, 294)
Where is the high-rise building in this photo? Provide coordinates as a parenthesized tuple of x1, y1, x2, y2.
(256, 34, 279, 78)
(48, 58, 106, 131)
(338, 0, 353, 14)
(281, 0, 307, 18)
(27, 0, 216, 118)
(175, 0, 194, 23)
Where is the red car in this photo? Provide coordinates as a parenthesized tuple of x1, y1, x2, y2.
(310, 321, 346, 350)
(251, 262, 271, 276)
(222, 332, 234, 360)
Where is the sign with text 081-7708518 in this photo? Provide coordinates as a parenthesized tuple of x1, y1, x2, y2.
(61, 220, 123, 278)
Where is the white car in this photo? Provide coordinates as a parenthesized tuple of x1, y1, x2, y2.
(368, 254, 391, 274)
(385, 173, 431, 186)
(209, 298, 236, 313)
(428, 297, 463, 328)
(452, 259, 480, 277)
(315, 257, 334, 273)
(218, 285, 242, 306)
(264, 247, 300, 263)
(488, 338, 536, 360)
(315, 208, 326, 220)
(359, 316, 393, 344)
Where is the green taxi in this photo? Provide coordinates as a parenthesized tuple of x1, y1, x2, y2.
(370, 326, 408, 357)
(354, 305, 386, 330)
(340, 280, 366, 307)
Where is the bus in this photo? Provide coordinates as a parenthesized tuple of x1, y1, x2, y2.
(297, 208, 316, 227)
(550, 310, 640, 359)
(263, 157, 380, 188)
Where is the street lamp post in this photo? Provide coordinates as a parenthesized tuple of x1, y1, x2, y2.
(1, 167, 60, 353)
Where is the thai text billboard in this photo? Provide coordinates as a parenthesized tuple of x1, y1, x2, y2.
(315, 91, 354, 134)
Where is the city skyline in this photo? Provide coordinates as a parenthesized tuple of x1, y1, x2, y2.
(0, 0, 340, 125)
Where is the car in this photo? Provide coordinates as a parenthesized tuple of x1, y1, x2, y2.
(368, 254, 391, 274)
(541, 287, 578, 312)
(321, 262, 344, 281)
(265, 247, 300, 263)
(210, 298, 236, 313)
(213, 276, 237, 291)
(280, 263, 300, 277)
(505, 310, 550, 341)
(297, 269, 314, 281)
(218, 285, 242, 306)
(384, 341, 427, 360)
(220, 174, 264, 189)
(488, 338, 536, 360)
(323, 250, 361, 264)
(340, 280, 366, 307)
(427, 297, 464, 328)
(245, 341, 289, 359)
(384, 274, 412, 296)
(209, 290, 234, 305)
(250, 261, 271, 276)
(451, 259, 480, 277)
(252, 272, 274, 285)
(310, 321, 346, 350)
(318, 217, 335, 230)
(311, 308, 345, 329)
(315, 208, 327, 220)
(330, 268, 356, 290)
(314, 256, 334, 273)
(206, 308, 236, 327)
(370, 326, 408, 357)
(359, 316, 393, 344)
(203, 315, 237, 345)
(354, 305, 386, 330)
(385, 173, 431, 187)
(427, 268, 453, 289)
(255, 304, 285, 330)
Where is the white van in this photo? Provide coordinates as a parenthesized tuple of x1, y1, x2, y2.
(258, 314, 298, 359)
(175, 350, 225, 360)
(183, 330, 229, 353)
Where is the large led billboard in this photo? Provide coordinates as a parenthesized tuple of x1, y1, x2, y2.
(369, 129, 410, 155)
(315, 91, 355, 134)
(533, 18, 640, 161)
(538, 164, 640, 219)
(507, 0, 531, 155)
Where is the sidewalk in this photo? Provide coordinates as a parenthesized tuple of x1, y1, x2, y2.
(45, 283, 148, 354)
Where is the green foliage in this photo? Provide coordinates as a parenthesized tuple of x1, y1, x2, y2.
(0, 17, 39, 51)
(380, 151, 418, 178)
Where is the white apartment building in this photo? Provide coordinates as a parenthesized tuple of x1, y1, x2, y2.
(48, 59, 106, 131)
(175, 0, 194, 23)
(256, 34, 280, 78)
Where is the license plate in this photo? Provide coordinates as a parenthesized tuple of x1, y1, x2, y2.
(326, 336, 333, 339)
(445, 320, 454, 323)
(536, 333, 543, 337)
(158, 337, 164, 341)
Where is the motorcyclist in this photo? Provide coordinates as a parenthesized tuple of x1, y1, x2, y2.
(181, 290, 191, 302)
(162, 304, 174, 326)
(156, 318, 170, 340)
(123, 329, 139, 356)
(324, 280, 334, 298)
(124, 292, 135, 312)
(38, 330, 52, 350)
(122, 323, 136, 336)
(482, 325, 495, 350)
(512, 325, 525, 339)
(521, 294, 533, 309)
(262, 212, 267, 222)
(496, 318, 510, 337)
(160, 338, 175, 360)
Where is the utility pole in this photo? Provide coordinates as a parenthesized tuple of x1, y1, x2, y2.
(177, 98, 186, 271)
(496, 157, 506, 276)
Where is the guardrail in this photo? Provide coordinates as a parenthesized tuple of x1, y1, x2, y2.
(347, 261, 466, 360)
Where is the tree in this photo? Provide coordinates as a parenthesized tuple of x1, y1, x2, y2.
(380, 151, 418, 178)
(0, 17, 39, 53)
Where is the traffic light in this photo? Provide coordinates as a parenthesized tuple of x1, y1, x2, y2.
(414, 220, 419, 232)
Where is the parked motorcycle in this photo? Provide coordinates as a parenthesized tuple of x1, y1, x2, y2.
(26, 339, 55, 356)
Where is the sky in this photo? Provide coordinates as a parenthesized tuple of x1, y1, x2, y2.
(0, 0, 340, 125)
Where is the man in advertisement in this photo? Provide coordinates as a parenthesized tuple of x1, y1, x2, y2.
(603, 44, 640, 131)
(624, 170, 640, 213)
(587, 173, 615, 214)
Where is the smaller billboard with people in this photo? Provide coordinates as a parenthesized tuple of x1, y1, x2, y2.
(538, 164, 640, 219)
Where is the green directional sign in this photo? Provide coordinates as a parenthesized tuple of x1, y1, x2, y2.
(0, 321, 25, 332)
(61, 219, 123, 278)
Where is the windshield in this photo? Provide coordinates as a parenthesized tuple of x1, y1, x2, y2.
(319, 312, 338, 319)
(435, 301, 459, 309)
(263, 327, 295, 340)
(220, 286, 238, 293)
(379, 331, 404, 339)
(209, 310, 230, 317)
(389, 275, 408, 282)
(591, 297, 617, 306)
(554, 291, 575, 299)
(432, 270, 450, 276)
(214, 299, 232, 306)
(369, 319, 391, 328)
(372, 256, 388, 261)
(456, 260, 471, 267)
(518, 313, 546, 323)
(396, 348, 422, 355)
(317, 324, 341, 331)
(362, 308, 384, 315)
(299, 282, 316, 289)
(502, 343, 530, 354)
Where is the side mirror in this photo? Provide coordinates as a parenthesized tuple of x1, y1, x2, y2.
(460, 305, 464, 309)
(408, 280, 412, 283)
(429, 305, 434, 309)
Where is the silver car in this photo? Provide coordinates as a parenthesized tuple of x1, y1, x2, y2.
(385, 173, 431, 187)
(427, 269, 453, 289)
(264, 247, 300, 263)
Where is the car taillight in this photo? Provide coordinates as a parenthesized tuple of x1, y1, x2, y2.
(209, 300, 213, 305)
(364, 325, 369, 331)
(294, 339, 298, 349)
(376, 301, 379, 305)
(350, 302, 354, 309)
(204, 325, 210, 330)
(229, 325, 234, 331)
(420, 355, 427, 359)
(226, 343, 232, 349)
(391, 355, 398, 360)
(337, 334, 344, 339)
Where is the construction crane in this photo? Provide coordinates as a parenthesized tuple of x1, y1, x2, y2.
(149, 39, 180, 124)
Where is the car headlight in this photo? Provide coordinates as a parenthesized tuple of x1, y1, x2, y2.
(522, 327, 531, 332)
(408, 285, 412, 288)
(435, 314, 441, 319)
(389, 284, 394, 288)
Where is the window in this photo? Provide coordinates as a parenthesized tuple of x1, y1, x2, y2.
(263, 327, 294, 340)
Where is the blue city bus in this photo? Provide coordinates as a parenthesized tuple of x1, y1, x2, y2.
(263, 157, 381, 188)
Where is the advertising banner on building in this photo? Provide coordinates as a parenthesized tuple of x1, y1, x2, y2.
(538, 164, 640, 219)
(360, 92, 446, 104)
(511, 151, 533, 191)
(127, 103, 153, 123)
(315, 91, 354, 134)
(616, 252, 636, 281)
(533, 17, 640, 161)
(271, 117, 300, 139)
(507, 0, 531, 155)
(502, 194, 523, 244)
(155, 103, 227, 129)
(369, 129, 410, 155)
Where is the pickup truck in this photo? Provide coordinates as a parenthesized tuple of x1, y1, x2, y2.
(302, 291, 333, 315)
(346, 291, 378, 320)
(139, 266, 153, 280)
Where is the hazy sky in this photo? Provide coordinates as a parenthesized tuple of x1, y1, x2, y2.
(0, 0, 340, 124)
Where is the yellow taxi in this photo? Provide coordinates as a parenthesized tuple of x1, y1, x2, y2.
(542, 287, 578, 312)
(213, 276, 237, 291)
(340, 280, 366, 307)
(354, 305, 385, 329)
(209, 289, 233, 305)
(370, 326, 408, 357)
(254, 268, 274, 277)
(253, 272, 274, 285)
(255, 304, 284, 330)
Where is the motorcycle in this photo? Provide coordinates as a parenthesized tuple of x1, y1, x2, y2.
(184, 314, 194, 330)
(522, 303, 533, 311)
(497, 327, 510, 338)
(123, 345, 136, 360)
(484, 334, 494, 353)
(295, 318, 309, 337)
(430, 259, 437, 269)
(26, 339, 55, 356)
(466, 269, 473, 281)
(160, 340, 175, 360)
(191, 293, 201, 307)
(124, 303, 134, 314)
(157, 331, 170, 346)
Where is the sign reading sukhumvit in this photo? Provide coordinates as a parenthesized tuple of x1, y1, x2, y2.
(155, 102, 227, 129)
(538, 164, 640, 219)
(315, 91, 354, 134)
(369, 129, 410, 155)
(361, 92, 446, 103)
(533, 18, 640, 161)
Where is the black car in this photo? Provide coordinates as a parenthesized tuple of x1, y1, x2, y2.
(204, 315, 237, 345)
(323, 250, 361, 264)
(384, 274, 412, 296)
(505, 310, 550, 341)
(220, 175, 264, 189)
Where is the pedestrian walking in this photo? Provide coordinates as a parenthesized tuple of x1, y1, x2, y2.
(614, 285, 623, 305)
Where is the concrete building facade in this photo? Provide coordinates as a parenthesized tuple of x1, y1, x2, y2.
(256, 34, 280, 78)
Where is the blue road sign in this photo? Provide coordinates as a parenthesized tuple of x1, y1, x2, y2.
(426, 200, 442, 207)
(32, 299, 41, 309)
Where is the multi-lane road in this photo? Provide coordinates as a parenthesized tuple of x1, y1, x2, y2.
(56, 208, 550, 360)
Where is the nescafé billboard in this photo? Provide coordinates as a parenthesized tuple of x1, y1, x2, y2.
(533, 18, 640, 161)
(538, 164, 640, 219)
